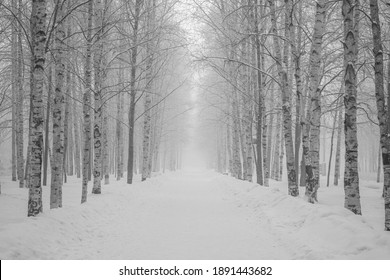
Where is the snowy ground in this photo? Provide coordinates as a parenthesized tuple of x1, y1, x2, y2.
(0, 170, 389, 259)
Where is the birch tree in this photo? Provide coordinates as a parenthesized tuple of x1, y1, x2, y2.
(268, 0, 298, 196)
(42, 64, 52, 186)
(254, 0, 264, 185)
(369, 0, 390, 229)
(342, 0, 361, 215)
(15, 0, 24, 189)
(304, 0, 326, 203)
(127, 0, 143, 184)
(73, 72, 81, 178)
(82, 0, 93, 203)
(116, 56, 124, 180)
(11, 0, 17, 182)
(334, 95, 343, 186)
(141, 0, 156, 182)
(92, 0, 104, 194)
(50, 0, 66, 208)
(28, 0, 48, 216)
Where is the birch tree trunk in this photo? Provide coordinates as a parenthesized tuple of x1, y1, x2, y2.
(226, 118, 233, 174)
(154, 99, 166, 173)
(28, 0, 47, 216)
(50, 0, 66, 209)
(286, 0, 303, 186)
(127, 0, 142, 184)
(67, 74, 74, 177)
(238, 96, 248, 180)
(386, 47, 390, 201)
(333, 100, 343, 186)
(305, 0, 326, 203)
(301, 84, 313, 186)
(265, 109, 274, 184)
(42, 64, 52, 187)
(148, 103, 157, 177)
(242, 5, 254, 182)
(369, 0, 389, 229)
(103, 105, 109, 184)
(237, 40, 248, 180)
(244, 85, 253, 182)
(282, 0, 293, 183)
(63, 67, 69, 183)
(279, 124, 284, 181)
(342, 0, 361, 215)
(268, 0, 297, 196)
(232, 86, 242, 179)
(327, 109, 338, 187)
(262, 113, 268, 185)
(116, 65, 124, 180)
(334, 92, 343, 186)
(73, 72, 81, 178)
(82, 0, 93, 203)
(254, 0, 263, 185)
(101, 0, 109, 185)
(16, 0, 24, 188)
(377, 144, 381, 183)
(227, 56, 241, 179)
(66, 12, 73, 177)
(272, 111, 281, 180)
(92, 0, 104, 194)
(11, 0, 17, 182)
(141, 0, 156, 182)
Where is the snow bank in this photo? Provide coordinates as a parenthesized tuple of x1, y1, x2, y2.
(0, 175, 150, 259)
(217, 175, 390, 259)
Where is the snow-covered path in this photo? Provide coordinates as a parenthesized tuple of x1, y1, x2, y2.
(101, 170, 290, 259)
(1, 170, 390, 259)
(0, 170, 290, 259)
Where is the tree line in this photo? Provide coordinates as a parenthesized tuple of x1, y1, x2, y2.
(0, 0, 189, 215)
(194, 0, 390, 231)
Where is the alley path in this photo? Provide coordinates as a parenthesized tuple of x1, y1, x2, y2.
(87, 170, 291, 259)
(0, 170, 291, 259)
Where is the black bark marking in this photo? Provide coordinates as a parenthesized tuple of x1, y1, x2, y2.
(383, 153, 390, 165)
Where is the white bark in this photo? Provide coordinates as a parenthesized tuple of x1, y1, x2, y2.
(28, 0, 47, 216)
(73, 72, 81, 178)
(116, 66, 124, 180)
(11, 0, 17, 182)
(127, 0, 143, 184)
(268, 0, 297, 196)
(334, 92, 343, 186)
(305, 0, 326, 203)
(82, 0, 93, 203)
(16, 0, 24, 188)
(342, 0, 362, 215)
(92, 0, 104, 194)
(141, 0, 156, 181)
(369, 0, 389, 229)
(50, 0, 66, 209)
